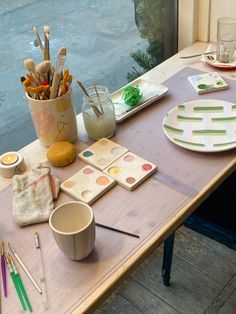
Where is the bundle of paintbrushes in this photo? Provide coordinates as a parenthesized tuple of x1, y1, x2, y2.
(77, 80, 105, 117)
(21, 26, 72, 100)
(1, 241, 34, 312)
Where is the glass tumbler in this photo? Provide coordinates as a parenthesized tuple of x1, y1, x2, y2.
(82, 85, 116, 140)
(216, 17, 236, 63)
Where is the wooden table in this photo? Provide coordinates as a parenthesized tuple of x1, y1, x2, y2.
(0, 41, 235, 313)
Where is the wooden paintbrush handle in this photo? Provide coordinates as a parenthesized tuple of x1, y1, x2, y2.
(50, 73, 62, 99)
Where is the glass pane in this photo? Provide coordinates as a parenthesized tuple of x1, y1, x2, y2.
(0, 0, 178, 154)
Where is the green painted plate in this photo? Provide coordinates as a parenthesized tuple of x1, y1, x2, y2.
(163, 99, 236, 152)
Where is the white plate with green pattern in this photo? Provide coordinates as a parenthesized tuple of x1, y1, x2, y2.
(163, 99, 236, 152)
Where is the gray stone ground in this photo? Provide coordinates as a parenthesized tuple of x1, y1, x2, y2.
(0, 0, 147, 154)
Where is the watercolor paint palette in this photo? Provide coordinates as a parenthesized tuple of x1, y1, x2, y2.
(188, 72, 229, 94)
(78, 138, 128, 170)
(103, 152, 157, 190)
(61, 165, 116, 204)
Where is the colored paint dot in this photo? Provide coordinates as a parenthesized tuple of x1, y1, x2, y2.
(83, 151, 93, 157)
(96, 176, 110, 185)
(83, 168, 94, 174)
(142, 163, 152, 171)
(124, 154, 135, 162)
(111, 147, 125, 156)
(126, 177, 136, 184)
(99, 139, 108, 145)
(97, 158, 108, 166)
(81, 190, 93, 199)
(63, 181, 76, 188)
(108, 166, 121, 176)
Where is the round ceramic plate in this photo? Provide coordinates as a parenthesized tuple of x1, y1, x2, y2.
(201, 54, 236, 70)
(163, 99, 236, 152)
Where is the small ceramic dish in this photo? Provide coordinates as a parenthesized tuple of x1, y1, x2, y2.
(112, 79, 168, 122)
(201, 54, 236, 70)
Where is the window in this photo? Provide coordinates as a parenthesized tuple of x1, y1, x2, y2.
(0, 0, 178, 154)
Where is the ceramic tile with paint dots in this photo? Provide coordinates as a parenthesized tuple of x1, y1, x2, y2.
(78, 138, 128, 170)
(104, 152, 157, 190)
(61, 165, 116, 204)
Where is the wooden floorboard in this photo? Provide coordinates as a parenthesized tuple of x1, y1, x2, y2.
(217, 287, 236, 314)
(95, 294, 142, 314)
(94, 226, 236, 314)
(173, 228, 236, 285)
(205, 274, 236, 314)
(180, 226, 236, 266)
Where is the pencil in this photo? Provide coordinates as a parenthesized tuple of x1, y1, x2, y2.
(5, 254, 26, 311)
(95, 223, 140, 238)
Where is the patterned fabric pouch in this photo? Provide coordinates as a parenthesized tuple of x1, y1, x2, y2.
(12, 165, 60, 227)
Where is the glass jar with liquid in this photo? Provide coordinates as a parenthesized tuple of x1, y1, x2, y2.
(82, 85, 116, 140)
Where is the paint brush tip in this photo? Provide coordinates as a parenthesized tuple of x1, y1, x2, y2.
(8, 242, 14, 251)
(59, 47, 67, 56)
(44, 25, 50, 32)
(23, 59, 36, 72)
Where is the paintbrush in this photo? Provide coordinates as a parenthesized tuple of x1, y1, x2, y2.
(9, 255, 33, 312)
(8, 243, 42, 294)
(1, 242, 7, 297)
(5, 254, 27, 311)
(34, 233, 49, 310)
(23, 59, 40, 85)
(44, 25, 50, 61)
(94, 83, 104, 114)
(95, 223, 140, 238)
(76, 80, 102, 117)
(50, 47, 67, 99)
(36, 60, 51, 82)
(33, 26, 45, 56)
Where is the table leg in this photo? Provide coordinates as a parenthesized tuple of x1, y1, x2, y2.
(161, 231, 175, 286)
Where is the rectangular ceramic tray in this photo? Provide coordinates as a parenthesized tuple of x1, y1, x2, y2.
(111, 79, 168, 122)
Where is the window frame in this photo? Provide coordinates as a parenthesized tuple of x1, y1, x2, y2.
(178, 0, 211, 50)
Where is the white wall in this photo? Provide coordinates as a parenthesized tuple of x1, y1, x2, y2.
(178, 0, 199, 50)
(198, 0, 211, 42)
(179, 0, 236, 50)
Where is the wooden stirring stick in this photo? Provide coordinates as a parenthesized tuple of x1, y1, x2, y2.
(76, 80, 102, 117)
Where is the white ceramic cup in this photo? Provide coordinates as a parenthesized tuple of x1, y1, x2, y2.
(27, 89, 78, 146)
(49, 201, 95, 260)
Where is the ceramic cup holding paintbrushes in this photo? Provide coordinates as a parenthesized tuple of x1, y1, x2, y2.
(49, 201, 95, 260)
(26, 89, 78, 146)
(22, 40, 78, 146)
